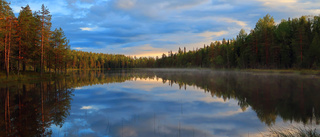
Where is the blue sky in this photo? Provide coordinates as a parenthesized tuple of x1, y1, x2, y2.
(9, 0, 320, 57)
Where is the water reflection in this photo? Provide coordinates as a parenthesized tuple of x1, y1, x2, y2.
(148, 69, 320, 126)
(1, 69, 320, 136)
(0, 80, 73, 136)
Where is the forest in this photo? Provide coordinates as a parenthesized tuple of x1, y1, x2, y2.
(0, 1, 152, 78)
(1, 0, 320, 78)
(157, 15, 320, 69)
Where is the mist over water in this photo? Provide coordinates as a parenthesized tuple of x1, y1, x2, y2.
(1, 69, 320, 136)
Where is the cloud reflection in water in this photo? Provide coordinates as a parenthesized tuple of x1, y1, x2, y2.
(51, 76, 266, 137)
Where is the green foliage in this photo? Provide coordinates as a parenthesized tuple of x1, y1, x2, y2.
(0, 0, 158, 74)
(1, 0, 320, 72)
(214, 55, 224, 67)
(308, 32, 320, 68)
(153, 14, 320, 69)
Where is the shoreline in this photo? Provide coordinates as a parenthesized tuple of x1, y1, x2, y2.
(0, 71, 69, 84)
(1, 68, 319, 83)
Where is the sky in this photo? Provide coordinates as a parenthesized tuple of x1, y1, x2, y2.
(8, 0, 320, 57)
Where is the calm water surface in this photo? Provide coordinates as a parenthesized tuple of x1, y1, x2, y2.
(1, 69, 320, 137)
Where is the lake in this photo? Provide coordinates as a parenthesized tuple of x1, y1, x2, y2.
(1, 69, 320, 136)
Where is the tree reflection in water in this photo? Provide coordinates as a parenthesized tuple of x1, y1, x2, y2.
(145, 69, 320, 126)
(0, 79, 73, 136)
(1, 69, 320, 136)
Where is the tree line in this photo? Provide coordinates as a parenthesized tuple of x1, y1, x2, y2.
(2, 0, 320, 79)
(70, 14, 320, 69)
(0, 1, 153, 78)
(156, 14, 320, 69)
(64, 14, 320, 70)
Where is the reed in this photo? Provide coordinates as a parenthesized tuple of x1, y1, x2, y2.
(265, 126, 320, 137)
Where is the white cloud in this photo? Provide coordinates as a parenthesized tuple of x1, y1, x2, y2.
(258, 0, 297, 6)
(216, 108, 244, 117)
(218, 18, 248, 29)
(11, 5, 21, 14)
(80, 27, 96, 31)
(200, 96, 228, 103)
(260, 0, 296, 3)
(122, 78, 164, 91)
(74, 1, 94, 9)
(257, 0, 320, 16)
(198, 31, 228, 38)
(80, 105, 106, 110)
(310, 9, 320, 15)
(73, 47, 91, 50)
(74, 47, 84, 50)
(10, 0, 320, 58)
(80, 106, 93, 110)
(116, 0, 137, 9)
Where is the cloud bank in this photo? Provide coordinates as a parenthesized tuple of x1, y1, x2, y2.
(9, 0, 320, 57)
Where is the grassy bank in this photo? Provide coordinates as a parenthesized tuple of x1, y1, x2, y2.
(0, 71, 69, 84)
(265, 126, 320, 137)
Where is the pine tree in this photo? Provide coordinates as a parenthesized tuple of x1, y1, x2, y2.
(254, 14, 275, 67)
(0, 0, 15, 78)
(308, 32, 320, 68)
(37, 4, 51, 75)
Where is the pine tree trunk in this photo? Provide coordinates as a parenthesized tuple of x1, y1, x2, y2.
(5, 25, 8, 78)
(18, 35, 21, 76)
(41, 15, 44, 76)
(300, 33, 303, 62)
(7, 20, 12, 78)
